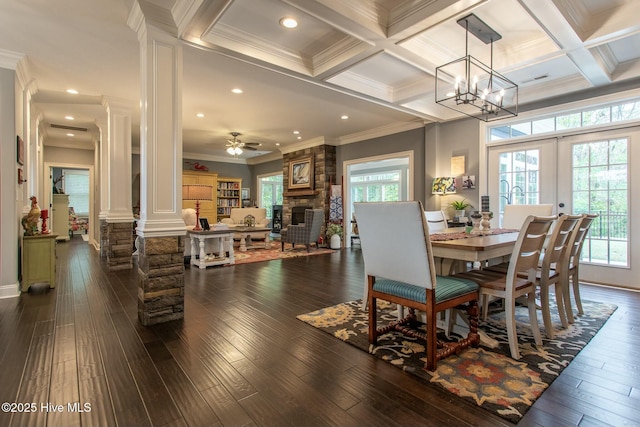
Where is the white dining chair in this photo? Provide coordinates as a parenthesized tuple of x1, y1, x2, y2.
(424, 210, 448, 233)
(455, 215, 555, 360)
(502, 204, 553, 229)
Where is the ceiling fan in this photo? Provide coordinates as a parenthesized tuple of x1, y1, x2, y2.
(225, 132, 261, 155)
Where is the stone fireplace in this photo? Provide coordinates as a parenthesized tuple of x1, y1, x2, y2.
(282, 145, 337, 229)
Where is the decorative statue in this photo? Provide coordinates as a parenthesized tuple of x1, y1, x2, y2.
(21, 196, 41, 236)
(184, 161, 209, 172)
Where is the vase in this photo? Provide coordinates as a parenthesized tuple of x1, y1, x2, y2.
(330, 234, 341, 249)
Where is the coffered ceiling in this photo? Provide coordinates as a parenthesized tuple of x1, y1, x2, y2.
(1, 0, 639, 162)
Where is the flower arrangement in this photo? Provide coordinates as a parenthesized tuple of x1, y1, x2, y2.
(326, 223, 343, 238)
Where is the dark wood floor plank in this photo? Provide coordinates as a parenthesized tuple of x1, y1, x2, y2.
(200, 384, 254, 427)
(4, 238, 640, 427)
(47, 358, 81, 427)
(10, 320, 55, 427)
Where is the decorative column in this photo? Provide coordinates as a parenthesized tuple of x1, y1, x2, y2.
(129, 1, 187, 325)
(96, 119, 109, 257)
(0, 52, 22, 298)
(101, 98, 135, 270)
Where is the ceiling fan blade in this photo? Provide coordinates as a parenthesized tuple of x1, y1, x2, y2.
(244, 142, 261, 146)
(243, 146, 257, 151)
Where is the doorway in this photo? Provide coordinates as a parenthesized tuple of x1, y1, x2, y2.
(44, 162, 95, 246)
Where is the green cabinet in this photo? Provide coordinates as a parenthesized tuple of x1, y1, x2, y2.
(22, 234, 58, 292)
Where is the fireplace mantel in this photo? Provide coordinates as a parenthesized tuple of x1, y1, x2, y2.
(283, 190, 318, 197)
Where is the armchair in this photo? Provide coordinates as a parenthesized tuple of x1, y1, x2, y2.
(68, 207, 88, 236)
(280, 209, 324, 252)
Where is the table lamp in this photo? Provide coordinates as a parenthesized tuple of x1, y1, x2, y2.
(182, 184, 213, 231)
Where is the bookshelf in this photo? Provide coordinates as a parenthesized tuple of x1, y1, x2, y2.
(182, 171, 217, 222)
(216, 177, 242, 219)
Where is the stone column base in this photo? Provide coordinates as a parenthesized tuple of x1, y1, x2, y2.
(137, 235, 186, 325)
(106, 222, 133, 270)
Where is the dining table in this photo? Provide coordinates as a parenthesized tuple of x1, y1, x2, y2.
(430, 228, 519, 275)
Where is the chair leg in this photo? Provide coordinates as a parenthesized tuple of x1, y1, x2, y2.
(505, 299, 521, 360)
(445, 309, 457, 338)
(564, 270, 576, 324)
(539, 281, 555, 339)
(554, 275, 568, 328)
(572, 269, 584, 315)
(527, 291, 543, 347)
(281, 241, 285, 251)
(361, 277, 368, 310)
(481, 294, 490, 321)
(368, 302, 377, 345)
(425, 295, 437, 371)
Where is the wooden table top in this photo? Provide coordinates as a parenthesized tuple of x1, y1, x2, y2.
(430, 229, 519, 252)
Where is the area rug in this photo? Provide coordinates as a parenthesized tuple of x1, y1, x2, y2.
(232, 244, 335, 265)
(297, 298, 617, 423)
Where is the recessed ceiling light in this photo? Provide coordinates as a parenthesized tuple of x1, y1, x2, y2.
(293, 130, 300, 134)
(341, 115, 349, 120)
(65, 115, 74, 120)
(297, 136, 302, 140)
(196, 113, 205, 118)
(66, 133, 74, 137)
(280, 17, 298, 29)
(231, 88, 243, 94)
(66, 89, 78, 95)
(276, 143, 280, 146)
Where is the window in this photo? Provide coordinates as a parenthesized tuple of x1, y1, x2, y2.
(498, 149, 540, 214)
(488, 99, 640, 141)
(350, 171, 401, 205)
(258, 174, 283, 219)
(572, 139, 628, 266)
(63, 169, 90, 216)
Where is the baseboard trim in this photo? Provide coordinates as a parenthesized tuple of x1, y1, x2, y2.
(0, 283, 20, 299)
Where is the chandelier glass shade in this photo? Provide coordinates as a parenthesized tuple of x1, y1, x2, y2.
(435, 14, 518, 122)
(226, 146, 243, 155)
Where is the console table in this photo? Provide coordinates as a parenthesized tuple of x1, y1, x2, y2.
(22, 233, 58, 292)
(188, 229, 235, 269)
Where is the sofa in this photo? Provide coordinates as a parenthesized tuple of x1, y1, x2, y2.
(220, 207, 269, 228)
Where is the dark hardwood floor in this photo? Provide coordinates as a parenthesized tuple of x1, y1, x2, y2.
(1, 237, 639, 427)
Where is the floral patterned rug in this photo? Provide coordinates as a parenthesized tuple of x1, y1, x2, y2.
(297, 298, 617, 423)
(232, 244, 335, 265)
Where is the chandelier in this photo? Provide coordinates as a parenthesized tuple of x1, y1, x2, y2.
(435, 13, 518, 122)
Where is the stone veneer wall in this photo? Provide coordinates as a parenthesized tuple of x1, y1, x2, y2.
(101, 221, 133, 270)
(137, 235, 186, 325)
(282, 145, 336, 229)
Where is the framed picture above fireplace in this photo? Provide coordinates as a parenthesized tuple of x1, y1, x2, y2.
(288, 155, 314, 190)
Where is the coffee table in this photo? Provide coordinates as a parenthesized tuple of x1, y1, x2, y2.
(232, 226, 272, 251)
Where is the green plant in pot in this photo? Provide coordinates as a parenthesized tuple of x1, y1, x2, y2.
(327, 223, 343, 249)
(449, 199, 473, 221)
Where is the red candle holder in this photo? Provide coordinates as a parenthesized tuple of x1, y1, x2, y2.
(40, 209, 50, 234)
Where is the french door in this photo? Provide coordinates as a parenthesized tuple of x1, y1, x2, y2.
(556, 128, 638, 288)
(488, 128, 639, 288)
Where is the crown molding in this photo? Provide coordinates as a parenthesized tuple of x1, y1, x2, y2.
(335, 120, 425, 145)
(246, 151, 282, 165)
(204, 23, 311, 75)
(0, 48, 24, 70)
(183, 151, 247, 164)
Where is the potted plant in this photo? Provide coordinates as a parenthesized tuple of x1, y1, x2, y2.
(326, 223, 343, 249)
(449, 199, 473, 221)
